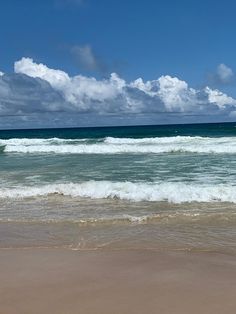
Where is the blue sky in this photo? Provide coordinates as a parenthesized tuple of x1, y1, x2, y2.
(0, 0, 236, 128)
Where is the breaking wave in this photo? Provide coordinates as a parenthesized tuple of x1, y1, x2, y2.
(1, 181, 236, 203)
(0, 136, 236, 154)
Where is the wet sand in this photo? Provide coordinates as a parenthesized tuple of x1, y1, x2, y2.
(0, 248, 236, 314)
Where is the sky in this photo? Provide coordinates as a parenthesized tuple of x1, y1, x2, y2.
(1, 0, 236, 129)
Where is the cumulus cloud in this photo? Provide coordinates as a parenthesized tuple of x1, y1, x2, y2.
(205, 87, 236, 108)
(0, 73, 66, 116)
(0, 56, 236, 128)
(15, 58, 70, 89)
(14, 57, 126, 112)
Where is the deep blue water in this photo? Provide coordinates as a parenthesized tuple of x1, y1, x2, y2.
(1, 122, 236, 139)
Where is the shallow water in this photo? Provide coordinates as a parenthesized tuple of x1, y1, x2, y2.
(1, 123, 236, 251)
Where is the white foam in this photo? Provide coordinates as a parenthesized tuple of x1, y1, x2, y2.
(1, 181, 236, 203)
(122, 214, 150, 223)
(0, 137, 84, 145)
(1, 136, 236, 154)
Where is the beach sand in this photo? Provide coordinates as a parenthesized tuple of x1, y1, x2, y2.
(0, 248, 236, 314)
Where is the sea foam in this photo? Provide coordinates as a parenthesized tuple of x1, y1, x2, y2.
(1, 181, 236, 203)
(0, 136, 236, 154)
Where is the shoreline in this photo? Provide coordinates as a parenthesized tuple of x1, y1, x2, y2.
(1, 248, 236, 314)
(1, 220, 236, 254)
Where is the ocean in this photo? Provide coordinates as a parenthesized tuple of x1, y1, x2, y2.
(1, 122, 236, 252)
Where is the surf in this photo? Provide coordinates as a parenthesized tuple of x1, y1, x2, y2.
(1, 136, 236, 154)
(1, 181, 236, 203)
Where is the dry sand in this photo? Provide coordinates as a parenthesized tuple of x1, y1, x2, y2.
(0, 248, 236, 314)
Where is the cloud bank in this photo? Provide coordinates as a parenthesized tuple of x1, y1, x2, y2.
(0, 57, 236, 128)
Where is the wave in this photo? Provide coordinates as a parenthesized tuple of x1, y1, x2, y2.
(1, 136, 236, 154)
(104, 136, 208, 144)
(1, 181, 236, 203)
(0, 137, 86, 145)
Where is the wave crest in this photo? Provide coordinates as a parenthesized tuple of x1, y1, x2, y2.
(1, 136, 236, 154)
(1, 181, 236, 203)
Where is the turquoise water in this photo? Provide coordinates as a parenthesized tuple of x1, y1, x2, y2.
(1, 123, 236, 251)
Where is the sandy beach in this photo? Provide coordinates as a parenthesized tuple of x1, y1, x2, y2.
(0, 248, 236, 314)
(2, 0, 236, 311)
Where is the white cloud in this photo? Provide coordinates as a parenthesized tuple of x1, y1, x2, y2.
(0, 71, 4, 76)
(0, 56, 234, 128)
(157, 76, 197, 111)
(205, 86, 236, 108)
(14, 57, 70, 89)
(14, 57, 126, 111)
(216, 63, 234, 84)
(129, 78, 156, 95)
(130, 76, 198, 111)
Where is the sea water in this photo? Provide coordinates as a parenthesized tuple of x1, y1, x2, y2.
(1, 123, 236, 252)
